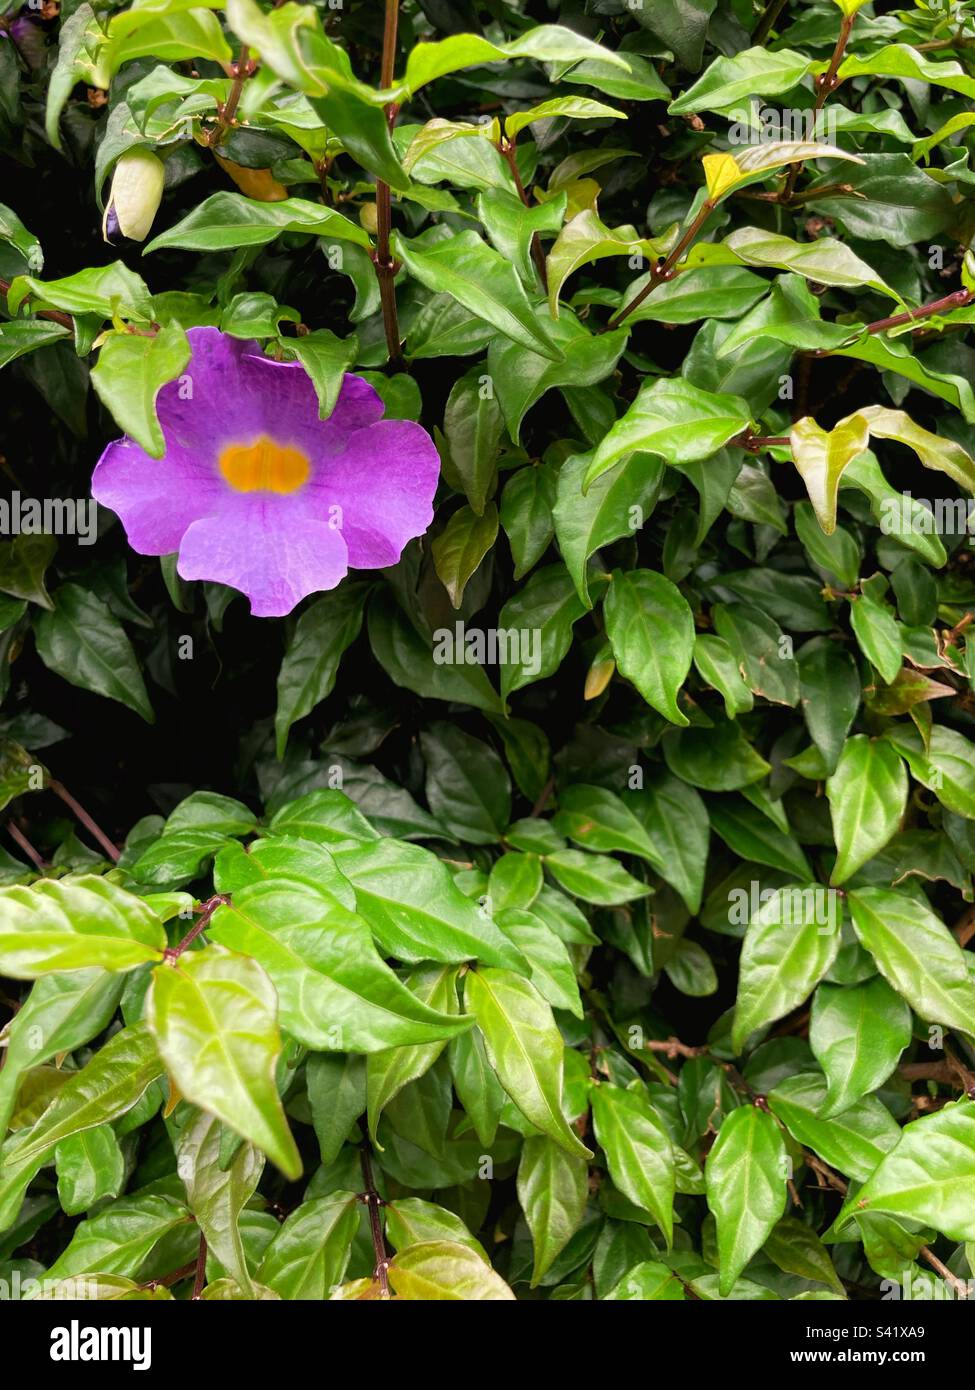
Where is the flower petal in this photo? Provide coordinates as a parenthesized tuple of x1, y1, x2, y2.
(92, 435, 224, 555)
(176, 495, 349, 618)
(322, 419, 441, 568)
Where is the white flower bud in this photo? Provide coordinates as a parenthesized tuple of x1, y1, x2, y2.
(103, 148, 165, 243)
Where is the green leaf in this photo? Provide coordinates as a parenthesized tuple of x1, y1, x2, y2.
(178, 1111, 263, 1298)
(0, 321, 71, 367)
(546, 210, 672, 316)
(0, 875, 166, 979)
(712, 603, 799, 707)
(721, 227, 895, 299)
(145, 192, 371, 254)
(706, 1105, 788, 1296)
(768, 1074, 900, 1183)
(810, 979, 912, 1118)
(441, 367, 504, 515)
(464, 967, 592, 1159)
(553, 783, 659, 862)
(708, 797, 810, 879)
(432, 503, 499, 609)
(45, 3, 97, 151)
(384, 1197, 488, 1262)
(498, 564, 585, 701)
(8, 262, 153, 323)
(841, 450, 946, 568)
(394, 25, 629, 99)
(516, 1132, 589, 1284)
(496, 909, 582, 1018)
(838, 1102, 975, 1242)
(585, 379, 751, 488)
(505, 96, 626, 141)
(365, 964, 461, 1142)
(797, 638, 860, 775)
(0, 534, 56, 610)
(91, 323, 190, 458)
(808, 156, 956, 248)
(306, 1053, 365, 1166)
(546, 849, 651, 906)
(604, 1261, 685, 1300)
(477, 188, 566, 288)
(554, 451, 662, 609)
(209, 882, 473, 1052)
(0, 969, 123, 1139)
(489, 315, 629, 446)
(669, 47, 813, 115)
(827, 737, 907, 885)
(274, 582, 369, 759)
(500, 464, 556, 581)
(258, 1192, 359, 1299)
(763, 1216, 845, 1296)
(837, 44, 975, 100)
(387, 1239, 515, 1300)
(732, 885, 841, 1052)
(393, 231, 562, 361)
(849, 589, 902, 684)
(624, 772, 710, 914)
(886, 725, 975, 820)
(421, 722, 510, 845)
(55, 1124, 126, 1216)
(34, 585, 154, 723)
(0, 1023, 163, 1227)
(332, 837, 527, 971)
(847, 887, 975, 1034)
(44, 1191, 190, 1282)
(693, 634, 754, 718)
(591, 1083, 675, 1244)
(268, 789, 379, 848)
(277, 329, 358, 420)
(603, 569, 695, 725)
(369, 595, 502, 714)
(146, 944, 301, 1179)
(664, 718, 771, 791)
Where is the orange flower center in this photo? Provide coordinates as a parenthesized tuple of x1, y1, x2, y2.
(219, 436, 310, 495)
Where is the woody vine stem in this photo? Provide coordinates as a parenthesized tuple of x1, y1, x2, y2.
(373, 0, 404, 372)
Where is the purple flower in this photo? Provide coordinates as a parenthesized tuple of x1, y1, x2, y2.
(92, 327, 440, 617)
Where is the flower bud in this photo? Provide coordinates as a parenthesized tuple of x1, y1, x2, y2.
(102, 148, 165, 244)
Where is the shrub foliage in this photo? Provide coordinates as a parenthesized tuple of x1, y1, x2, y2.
(1, 0, 975, 1302)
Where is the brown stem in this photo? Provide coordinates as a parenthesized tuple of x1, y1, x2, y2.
(732, 430, 791, 453)
(862, 287, 973, 338)
(191, 1233, 208, 1300)
(6, 820, 45, 872)
(204, 46, 256, 147)
(0, 276, 74, 330)
(529, 774, 555, 818)
(919, 1246, 971, 1299)
(645, 1037, 707, 1060)
(498, 138, 548, 291)
(780, 12, 856, 204)
(953, 902, 975, 947)
(753, 0, 789, 47)
(607, 199, 716, 330)
(358, 1123, 391, 1298)
(165, 894, 229, 962)
(48, 779, 120, 862)
(370, 0, 404, 372)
